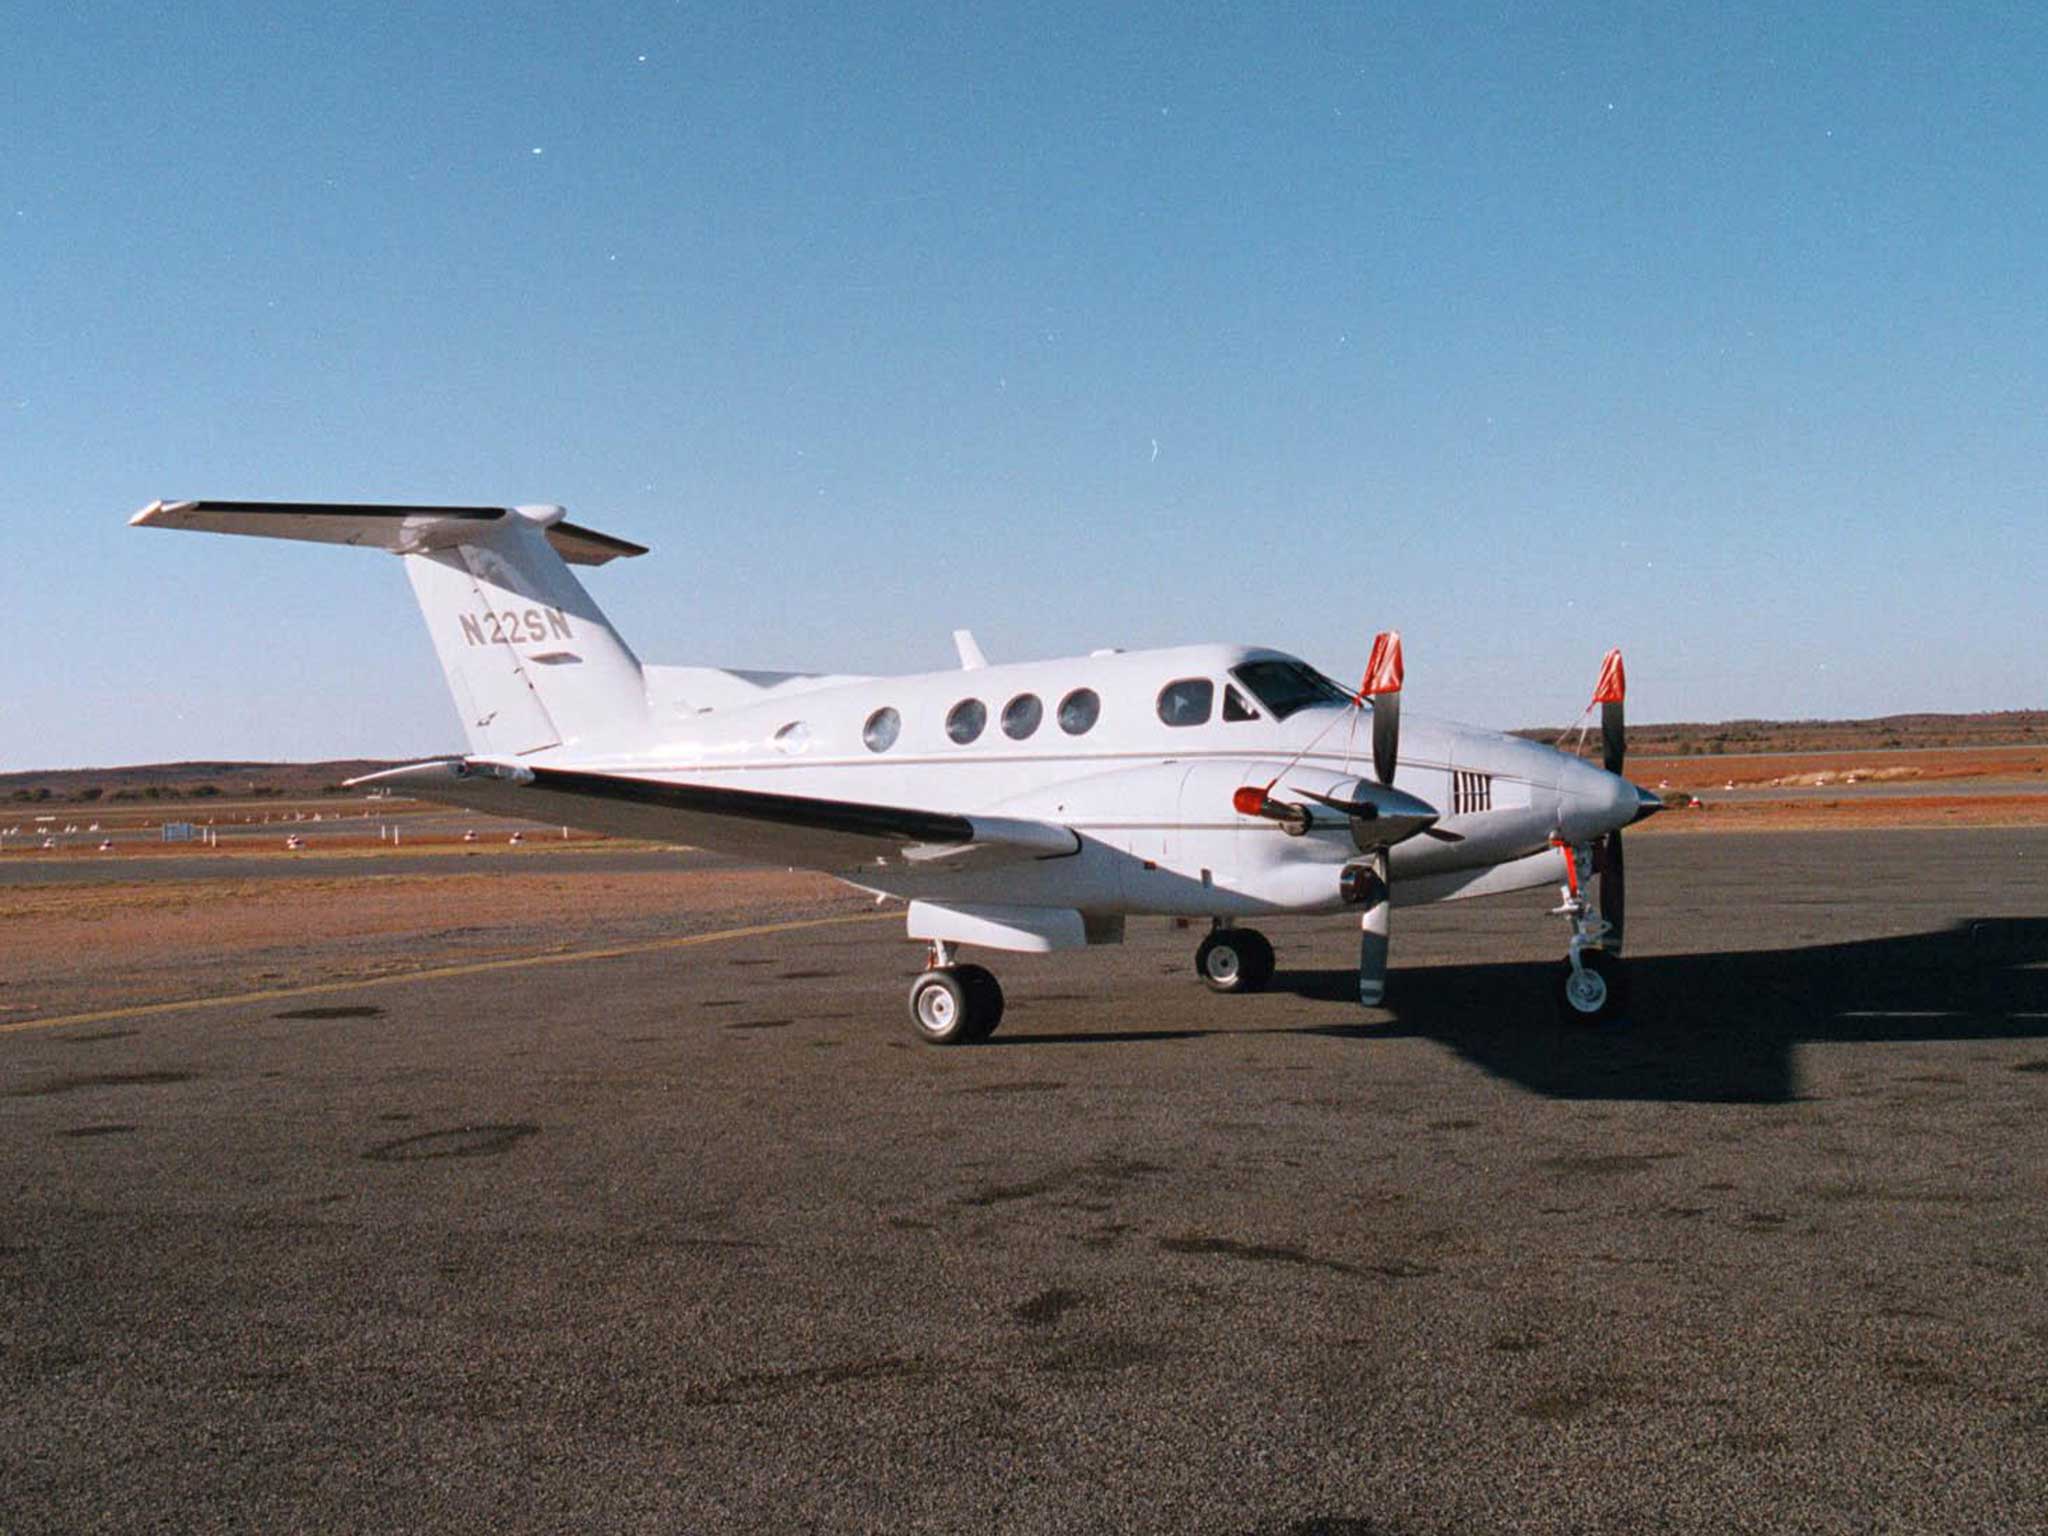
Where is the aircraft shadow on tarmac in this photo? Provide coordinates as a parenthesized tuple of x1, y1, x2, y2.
(994, 919, 2048, 1105)
(1282, 917, 2048, 1103)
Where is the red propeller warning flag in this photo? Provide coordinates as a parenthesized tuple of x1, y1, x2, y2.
(1591, 647, 1625, 706)
(1361, 630, 1404, 698)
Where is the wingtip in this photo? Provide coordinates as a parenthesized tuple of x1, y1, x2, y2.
(343, 757, 470, 789)
(129, 499, 197, 527)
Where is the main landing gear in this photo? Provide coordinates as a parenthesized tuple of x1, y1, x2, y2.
(1194, 922, 1275, 994)
(1552, 844, 1628, 1026)
(905, 940, 1005, 1044)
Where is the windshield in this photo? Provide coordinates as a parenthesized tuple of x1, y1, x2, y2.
(1229, 660, 1356, 721)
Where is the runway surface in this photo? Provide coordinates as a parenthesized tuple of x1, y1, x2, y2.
(0, 846, 707, 888)
(5, 829, 2047, 1532)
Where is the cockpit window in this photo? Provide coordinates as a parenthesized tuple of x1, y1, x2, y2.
(1223, 684, 1259, 723)
(1156, 678, 1214, 727)
(1229, 660, 1354, 721)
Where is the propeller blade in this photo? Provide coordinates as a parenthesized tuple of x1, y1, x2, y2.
(1590, 648, 1633, 951)
(1592, 648, 1626, 776)
(1600, 827, 1626, 954)
(1352, 633, 1404, 1005)
(1373, 693, 1401, 788)
(1361, 630, 1404, 787)
(1358, 849, 1390, 1005)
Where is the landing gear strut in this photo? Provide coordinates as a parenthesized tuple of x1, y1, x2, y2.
(905, 940, 1005, 1044)
(1551, 844, 1628, 1025)
(1194, 922, 1275, 994)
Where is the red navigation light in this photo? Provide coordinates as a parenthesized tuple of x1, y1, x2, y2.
(1232, 785, 1269, 817)
(1361, 630, 1404, 696)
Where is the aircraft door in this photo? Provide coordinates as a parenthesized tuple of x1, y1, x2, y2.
(1172, 761, 1252, 900)
(1107, 762, 1205, 913)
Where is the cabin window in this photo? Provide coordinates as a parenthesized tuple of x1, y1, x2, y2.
(773, 721, 812, 755)
(946, 698, 987, 744)
(1223, 684, 1259, 722)
(1156, 678, 1214, 727)
(862, 707, 901, 753)
(1057, 688, 1101, 735)
(1002, 693, 1043, 740)
(1230, 660, 1353, 721)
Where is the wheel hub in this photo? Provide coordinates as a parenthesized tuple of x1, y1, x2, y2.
(918, 985, 956, 1030)
(1564, 964, 1608, 1013)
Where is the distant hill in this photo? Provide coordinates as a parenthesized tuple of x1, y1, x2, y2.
(1517, 711, 2048, 757)
(0, 759, 422, 803)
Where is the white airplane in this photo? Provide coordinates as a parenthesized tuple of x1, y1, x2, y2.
(132, 500, 1660, 1041)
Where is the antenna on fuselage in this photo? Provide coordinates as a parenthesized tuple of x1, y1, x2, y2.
(952, 630, 989, 670)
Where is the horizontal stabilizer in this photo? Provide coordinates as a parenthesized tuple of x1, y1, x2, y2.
(131, 500, 646, 566)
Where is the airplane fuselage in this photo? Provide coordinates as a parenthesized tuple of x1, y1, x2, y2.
(561, 641, 1634, 920)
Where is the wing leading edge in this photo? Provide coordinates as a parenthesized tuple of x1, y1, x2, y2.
(349, 760, 1081, 873)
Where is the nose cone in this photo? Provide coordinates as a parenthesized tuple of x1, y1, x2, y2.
(1630, 783, 1665, 824)
(1556, 756, 1639, 841)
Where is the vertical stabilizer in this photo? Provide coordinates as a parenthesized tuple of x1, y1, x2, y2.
(406, 511, 650, 756)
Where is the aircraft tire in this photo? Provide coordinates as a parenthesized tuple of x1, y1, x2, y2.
(907, 966, 1000, 1044)
(1196, 928, 1275, 994)
(955, 963, 1005, 1041)
(1554, 950, 1628, 1026)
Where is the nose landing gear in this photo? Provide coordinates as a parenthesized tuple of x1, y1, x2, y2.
(1551, 843, 1628, 1025)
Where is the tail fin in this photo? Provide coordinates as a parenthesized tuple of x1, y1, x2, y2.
(132, 500, 652, 758)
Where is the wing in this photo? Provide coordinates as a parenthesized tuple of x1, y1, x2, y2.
(350, 760, 1081, 873)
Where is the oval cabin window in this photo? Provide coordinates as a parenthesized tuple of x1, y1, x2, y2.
(1002, 693, 1043, 740)
(946, 699, 987, 744)
(863, 707, 901, 753)
(1057, 688, 1101, 736)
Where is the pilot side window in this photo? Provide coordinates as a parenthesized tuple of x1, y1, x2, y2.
(1057, 688, 1100, 735)
(1231, 660, 1354, 721)
(946, 698, 987, 744)
(1156, 678, 1214, 727)
(1001, 693, 1043, 740)
(1223, 684, 1259, 723)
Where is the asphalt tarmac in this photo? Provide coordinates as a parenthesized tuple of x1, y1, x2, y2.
(5, 829, 2047, 1533)
(0, 846, 708, 887)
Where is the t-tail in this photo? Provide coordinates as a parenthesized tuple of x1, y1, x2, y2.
(130, 500, 652, 758)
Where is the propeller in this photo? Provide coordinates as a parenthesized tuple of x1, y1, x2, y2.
(1227, 630, 1451, 1007)
(1355, 631, 1407, 1005)
(1588, 647, 1659, 954)
(1289, 781, 1451, 850)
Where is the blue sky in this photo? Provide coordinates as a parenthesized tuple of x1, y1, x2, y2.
(5, 3, 2043, 769)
